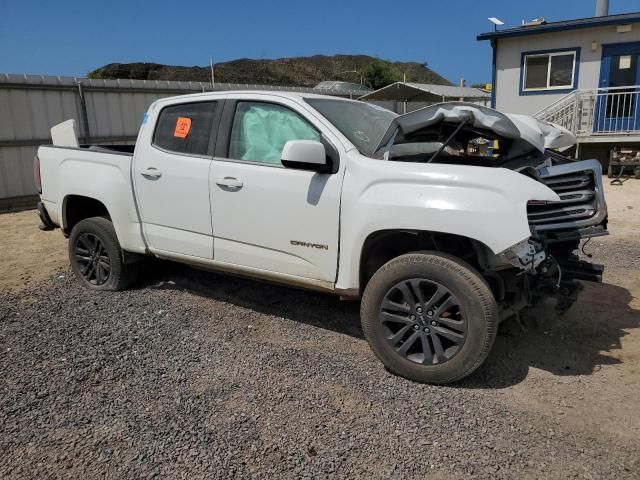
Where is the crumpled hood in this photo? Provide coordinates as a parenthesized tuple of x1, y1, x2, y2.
(375, 102, 576, 154)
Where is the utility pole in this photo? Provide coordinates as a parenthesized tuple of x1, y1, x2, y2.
(210, 57, 216, 90)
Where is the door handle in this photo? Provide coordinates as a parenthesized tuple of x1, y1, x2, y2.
(141, 167, 162, 180)
(215, 177, 243, 189)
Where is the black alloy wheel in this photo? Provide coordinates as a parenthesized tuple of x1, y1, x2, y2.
(380, 278, 467, 365)
(73, 232, 111, 286)
(68, 217, 140, 291)
(360, 252, 497, 384)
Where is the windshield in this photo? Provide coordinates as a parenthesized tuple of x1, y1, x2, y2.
(305, 98, 397, 156)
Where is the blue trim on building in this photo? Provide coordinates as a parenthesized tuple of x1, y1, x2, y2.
(595, 41, 640, 131)
(490, 39, 497, 108)
(477, 13, 640, 41)
(600, 40, 640, 56)
(599, 41, 640, 88)
(518, 47, 581, 96)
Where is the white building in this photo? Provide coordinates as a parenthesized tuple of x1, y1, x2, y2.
(478, 7, 640, 160)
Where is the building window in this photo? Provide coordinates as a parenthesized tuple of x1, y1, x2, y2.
(522, 50, 578, 92)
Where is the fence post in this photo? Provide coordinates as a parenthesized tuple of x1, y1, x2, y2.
(76, 82, 91, 144)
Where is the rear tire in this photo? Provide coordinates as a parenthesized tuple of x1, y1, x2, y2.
(68, 217, 138, 291)
(360, 252, 498, 384)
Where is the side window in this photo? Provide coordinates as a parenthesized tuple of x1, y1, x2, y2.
(228, 101, 321, 164)
(153, 101, 217, 155)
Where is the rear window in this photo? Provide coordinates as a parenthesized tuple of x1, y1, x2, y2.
(153, 101, 217, 156)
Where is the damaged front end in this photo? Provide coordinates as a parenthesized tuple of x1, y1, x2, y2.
(522, 156, 607, 314)
(377, 102, 608, 320)
(483, 153, 608, 320)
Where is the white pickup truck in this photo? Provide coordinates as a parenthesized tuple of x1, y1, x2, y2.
(35, 91, 607, 384)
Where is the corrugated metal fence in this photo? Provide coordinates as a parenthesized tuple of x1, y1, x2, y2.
(0, 73, 432, 208)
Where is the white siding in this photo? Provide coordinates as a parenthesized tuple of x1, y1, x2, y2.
(494, 24, 640, 115)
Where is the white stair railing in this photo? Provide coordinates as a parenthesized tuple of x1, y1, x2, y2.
(535, 86, 640, 137)
(534, 90, 580, 133)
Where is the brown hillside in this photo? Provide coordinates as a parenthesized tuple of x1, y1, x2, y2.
(88, 55, 452, 87)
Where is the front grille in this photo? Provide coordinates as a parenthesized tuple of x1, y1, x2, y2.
(527, 160, 606, 232)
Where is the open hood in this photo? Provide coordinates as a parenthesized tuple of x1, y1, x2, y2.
(375, 102, 576, 156)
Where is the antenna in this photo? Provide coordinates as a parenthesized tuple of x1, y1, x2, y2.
(210, 57, 215, 89)
(488, 17, 504, 31)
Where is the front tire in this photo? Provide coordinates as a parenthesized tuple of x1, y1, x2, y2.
(68, 217, 138, 291)
(361, 252, 498, 384)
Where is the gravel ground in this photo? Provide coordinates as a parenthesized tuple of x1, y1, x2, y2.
(1, 182, 640, 479)
(1, 261, 639, 479)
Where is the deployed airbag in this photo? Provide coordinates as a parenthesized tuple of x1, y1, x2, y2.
(230, 103, 321, 163)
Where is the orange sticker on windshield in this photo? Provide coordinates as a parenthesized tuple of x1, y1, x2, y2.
(174, 117, 192, 138)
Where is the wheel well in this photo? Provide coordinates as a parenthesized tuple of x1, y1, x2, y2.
(359, 230, 486, 292)
(63, 195, 110, 234)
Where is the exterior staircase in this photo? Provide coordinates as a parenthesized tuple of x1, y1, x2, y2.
(535, 86, 640, 144)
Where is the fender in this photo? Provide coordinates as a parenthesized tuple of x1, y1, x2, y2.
(52, 150, 146, 253)
(336, 155, 560, 291)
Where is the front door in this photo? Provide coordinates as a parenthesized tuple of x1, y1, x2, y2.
(596, 42, 640, 132)
(134, 100, 219, 258)
(210, 99, 343, 282)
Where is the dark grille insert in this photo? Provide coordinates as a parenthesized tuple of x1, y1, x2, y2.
(528, 170, 598, 228)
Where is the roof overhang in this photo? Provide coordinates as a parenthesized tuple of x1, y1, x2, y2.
(478, 12, 640, 41)
(359, 82, 490, 102)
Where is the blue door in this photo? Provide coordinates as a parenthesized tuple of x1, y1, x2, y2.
(595, 42, 640, 132)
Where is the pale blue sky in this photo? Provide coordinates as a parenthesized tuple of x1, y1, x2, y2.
(1, 0, 638, 84)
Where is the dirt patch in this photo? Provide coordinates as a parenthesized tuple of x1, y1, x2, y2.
(602, 179, 640, 242)
(0, 211, 67, 292)
(489, 180, 640, 443)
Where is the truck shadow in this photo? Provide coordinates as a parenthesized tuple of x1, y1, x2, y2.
(143, 261, 364, 339)
(142, 261, 639, 389)
(461, 281, 640, 389)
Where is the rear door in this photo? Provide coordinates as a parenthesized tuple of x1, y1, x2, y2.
(133, 100, 221, 258)
(209, 97, 344, 282)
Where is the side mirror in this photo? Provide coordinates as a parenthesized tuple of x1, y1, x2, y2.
(281, 140, 332, 173)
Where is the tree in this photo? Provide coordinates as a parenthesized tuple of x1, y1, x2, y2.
(361, 60, 397, 90)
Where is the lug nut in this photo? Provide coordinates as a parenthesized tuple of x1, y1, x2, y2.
(423, 327, 430, 333)
(431, 321, 437, 326)
(416, 307, 423, 314)
(414, 325, 420, 330)
(427, 310, 434, 316)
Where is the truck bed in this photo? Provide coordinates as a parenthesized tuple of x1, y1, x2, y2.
(36, 143, 146, 254)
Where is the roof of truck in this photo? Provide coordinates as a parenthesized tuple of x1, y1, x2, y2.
(152, 89, 357, 105)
